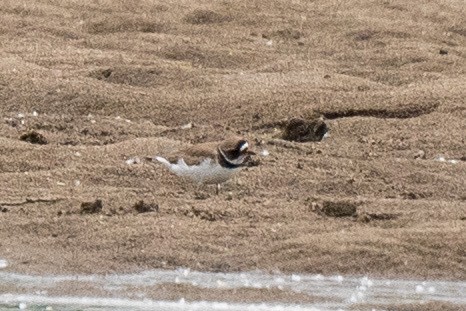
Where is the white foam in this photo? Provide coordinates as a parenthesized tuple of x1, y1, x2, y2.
(0, 294, 320, 311)
(0, 269, 465, 310)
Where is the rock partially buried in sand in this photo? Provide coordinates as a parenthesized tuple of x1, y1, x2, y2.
(20, 131, 48, 145)
(313, 200, 358, 217)
(133, 200, 159, 213)
(414, 150, 426, 160)
(282, 118, 328, 142)
(80, 199, 103, 214)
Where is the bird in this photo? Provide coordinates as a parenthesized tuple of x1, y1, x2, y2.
(149, 137, 255, 194)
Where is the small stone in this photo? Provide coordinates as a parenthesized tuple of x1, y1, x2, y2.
(132, 200, 159, 213)
(282, 117, 328, 142)
(20, 131, 48, 145)
(318, 201, 358, 217)
(414, 150, 426, 160)
(180, 122, 193, 129)
(80, 199, 103, 214)
(0, 259, 8, 269)
(260, 149, 270, 156)
(439, 49, 448, 55)
(126, 157, 141, 165)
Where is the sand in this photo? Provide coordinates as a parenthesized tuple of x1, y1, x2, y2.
(0, 0, 465, 295)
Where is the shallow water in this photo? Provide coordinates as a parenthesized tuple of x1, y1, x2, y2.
(0, 266, 464, 310)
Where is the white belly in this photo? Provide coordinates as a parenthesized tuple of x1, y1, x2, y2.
(156, 157, 239, 184)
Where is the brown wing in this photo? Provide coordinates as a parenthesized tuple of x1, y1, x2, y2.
(164, 141, 219, 166)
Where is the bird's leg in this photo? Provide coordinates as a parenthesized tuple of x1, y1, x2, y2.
(216, 183, 221, 195)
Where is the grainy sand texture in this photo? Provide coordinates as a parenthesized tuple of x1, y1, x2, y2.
(0, 1, 465, 303)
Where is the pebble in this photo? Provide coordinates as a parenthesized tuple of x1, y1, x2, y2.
(0, 259, 8, 269)
(414, 150, 426, 159)
(180, 122, 193, 129)
(125, 157, 141, 165)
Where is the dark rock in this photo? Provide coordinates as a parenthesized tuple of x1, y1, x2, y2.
(282, 118, 328, 142)
(80, 199, 103, 214)
(320, 200, 358, 217)
(20, 131, 48, 145)
(133, 200, 159, 213)
(439, 49, 448, 55)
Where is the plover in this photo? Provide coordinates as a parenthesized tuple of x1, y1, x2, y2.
(149, 137, 255, 194)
